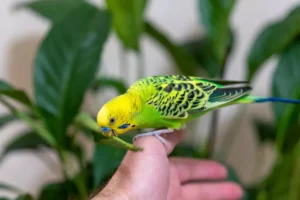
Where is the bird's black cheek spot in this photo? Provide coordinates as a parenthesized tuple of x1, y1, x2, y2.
(132, 125, 136, 128)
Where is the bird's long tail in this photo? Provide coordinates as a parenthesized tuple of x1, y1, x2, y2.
(238, 95, 300, 104)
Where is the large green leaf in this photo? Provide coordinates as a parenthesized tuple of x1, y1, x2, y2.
(106, 0, 147, 50)
(20, 0, 84, 23)
(253, 120, 276, 143)
(0, 80, 32, 107)
(247, 6, 300, 80)
(245, 186, 259, 200)
(198, 0, 236, 64)
(145, 22, 199, 75)
(182, 29, 235, 77)
(90, 76, 127, 94)
(0, 80, 12, 90)
(272, 38, 300, 151)
(93, 143, 127, 187)
(2, 131, 50, 158)
(170, 144, 203, 158)
(182, 38, 219, 77)
(38, 181, 77, 200)
(14, 111, 56, 146)
(0, 114, 17, 130)
(15, 194, 33, 200)
(281, 124, 300, 154)
(34, 2, 111, 145)
(261, 151, 300, 200)
(0, 182, 23, 193)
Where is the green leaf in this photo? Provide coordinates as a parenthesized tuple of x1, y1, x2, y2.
(245, 186, 259, 200)
(0, 114, 17, 129)
(106, 0, 147, 50)
(0, 182, 23, 193)
(145, 22, 199, 75)
(262, 151, 300, 200)
(14, 111, 56, 146)
(247, 6, 300, 80)
(38, 181, 77, 200)
(253, 120, 276, 143)
(33, 2, 111, 145)
(0, 80, 12, 90)
(226, 165, 241, 183)
(272, 38, 300, 151)
(90, 76, 127, 94)
(15, 194, 33, 200)
(281, 123, 300, 154)
(93, 143, 127, 187)
(2, 131, 50, 157)
(181, 29, 235, 77)
(198, 0, 236, 64)
(20, 0, 84, 23)
(0, 80, 32, 107)
(75, 113, 104, 134)
(170, 144, 203, 158)
(182, 38, 219, 77)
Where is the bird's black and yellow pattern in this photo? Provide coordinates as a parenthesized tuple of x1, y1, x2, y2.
(129, 75, 251, 120)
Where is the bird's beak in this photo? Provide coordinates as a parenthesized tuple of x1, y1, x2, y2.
(101, 129, 117, 138)
(111, 129, 117, 137)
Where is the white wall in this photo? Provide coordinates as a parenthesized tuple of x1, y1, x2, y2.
(1, 0, 299, 198)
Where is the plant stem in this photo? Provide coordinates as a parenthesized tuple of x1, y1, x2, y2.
(0, 97, 16, 113)
(207, 111, 219, 157)
(206, 50, 228, 158)
(74, 174, 89, 200)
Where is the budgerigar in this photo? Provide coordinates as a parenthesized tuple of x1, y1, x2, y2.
(97, 75, 300, 145)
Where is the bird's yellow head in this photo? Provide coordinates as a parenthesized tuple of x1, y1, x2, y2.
(97, 94, 139, 137)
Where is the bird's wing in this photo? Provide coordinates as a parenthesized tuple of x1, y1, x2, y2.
(130, 75, 252, 119)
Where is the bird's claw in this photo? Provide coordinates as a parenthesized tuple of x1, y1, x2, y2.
(133, 129, 173, 146)
(133, 126, 186, 147)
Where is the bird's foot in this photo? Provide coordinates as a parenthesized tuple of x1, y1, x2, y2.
(133, 126, 186, 146)
(133, 129, 174, 146)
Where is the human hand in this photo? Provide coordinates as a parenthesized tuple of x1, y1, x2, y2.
(92, 130, 244, 200)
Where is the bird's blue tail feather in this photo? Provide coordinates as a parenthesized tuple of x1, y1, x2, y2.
(254, 97, 300, 104)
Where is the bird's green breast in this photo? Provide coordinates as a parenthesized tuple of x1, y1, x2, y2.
(133, 104, 185, 130)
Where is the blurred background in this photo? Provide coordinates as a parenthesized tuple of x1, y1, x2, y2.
(1, 0, 300, 199)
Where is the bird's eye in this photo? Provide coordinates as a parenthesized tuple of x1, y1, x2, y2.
(109, 117, 115, 124)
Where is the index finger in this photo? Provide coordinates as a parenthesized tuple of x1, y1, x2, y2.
(133, 129, 184, 155)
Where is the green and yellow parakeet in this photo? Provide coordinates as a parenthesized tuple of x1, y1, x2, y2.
(97, 75, 300, 145)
